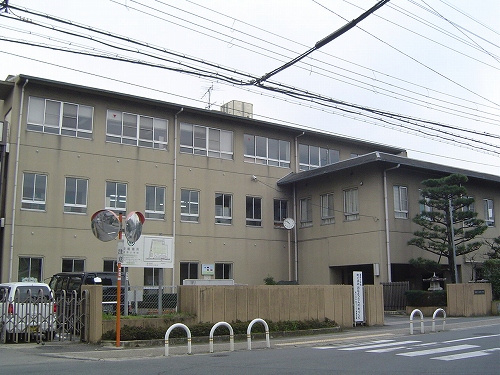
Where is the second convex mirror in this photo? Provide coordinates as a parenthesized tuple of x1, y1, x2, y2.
(124, 211, 145, 245)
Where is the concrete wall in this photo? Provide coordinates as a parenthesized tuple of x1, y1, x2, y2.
(178, 285, 384, 328)
(447, 283, 493, 316)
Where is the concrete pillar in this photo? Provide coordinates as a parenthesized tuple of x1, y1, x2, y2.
(82, 285, 103, 343)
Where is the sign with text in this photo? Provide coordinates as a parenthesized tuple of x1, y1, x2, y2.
(353, 271, 365, 324)
(117, 235, 174, 268)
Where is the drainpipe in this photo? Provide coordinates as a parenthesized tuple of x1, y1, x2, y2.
(172, 108, 183, 289)
(383, 163, 400, 283)
(292, 132, 304, 283)
(8, 78, 28, 282)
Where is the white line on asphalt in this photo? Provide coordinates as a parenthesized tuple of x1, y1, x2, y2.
(397, 344, 478, 357)
(275, 333, 395, 347)
(442, 334, 500, 344)
(432, 350, 495, 361)
(339, 341, 421, 351)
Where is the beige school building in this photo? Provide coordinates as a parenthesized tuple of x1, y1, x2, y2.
(0, 74, 498, 289)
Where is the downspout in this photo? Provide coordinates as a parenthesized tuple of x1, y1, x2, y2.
(292, 132, 304, 282)
(8, 78, 28, 282)
(383, 163, 400, 283)
(172, 108, 183, 289)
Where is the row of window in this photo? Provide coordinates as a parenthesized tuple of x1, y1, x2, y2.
(26, 96, 343, 170)
(21, 172, 290, 226)
(18, 257, 232, 285)
(298, 186, 496, 228)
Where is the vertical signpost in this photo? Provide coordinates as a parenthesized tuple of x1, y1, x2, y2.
(353, 271, 365, 326)
(91, 209, 145, 347)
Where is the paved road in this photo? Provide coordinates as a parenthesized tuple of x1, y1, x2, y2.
(1, 315, 499, 374)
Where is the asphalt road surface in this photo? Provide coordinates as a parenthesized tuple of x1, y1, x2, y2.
(1, 315, 498, 375)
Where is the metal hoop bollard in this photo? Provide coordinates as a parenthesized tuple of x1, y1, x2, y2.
(164, 323, 191, 356)
(431, 308, 446, 332)
(409, 309, 424, 335)
(209, 322, 234, 353)
(247, 318, 270, 350)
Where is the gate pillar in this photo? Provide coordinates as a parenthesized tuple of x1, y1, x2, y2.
(82, 285, 103, 343)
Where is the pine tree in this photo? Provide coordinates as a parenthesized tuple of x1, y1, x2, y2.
(408, 174, 488, 283)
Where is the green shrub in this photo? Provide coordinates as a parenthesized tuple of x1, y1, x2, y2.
(484, 259, 500, 300)
(404, 290, 447, 306)
(102, 318, 337, 341)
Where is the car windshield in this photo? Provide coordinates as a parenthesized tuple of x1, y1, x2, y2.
(14, 286, 51, 301)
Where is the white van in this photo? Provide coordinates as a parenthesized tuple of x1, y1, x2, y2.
(0, 282, 55, 342)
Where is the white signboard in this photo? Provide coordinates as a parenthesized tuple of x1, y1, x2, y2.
(353, 271, 365, 324)
(117, 235, 174, 268)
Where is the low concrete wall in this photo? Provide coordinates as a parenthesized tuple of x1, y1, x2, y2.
(178, 285, 384, 327)
(447, 283, 492, 316)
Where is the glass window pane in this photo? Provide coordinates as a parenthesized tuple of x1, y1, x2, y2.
(34, 175, 46, 201)
(299, 144, 309, 165)
(279, 140, 290, 161)
(107, 111, 122, 136)
(139, 116, 153, 141)
(208, 128, 220, 151)
(220, 130, 232, 153)
(78, 106, 93, 131)
(193, 126, 206, 148)
(45, 100, 60, 127)
(65, 177, 76, 204)
(76, 179, 87, 205)
(244, 134, 254, 156)
(154, 118, 167, 143)
(62, 103, 78, 129)
(268, 138, 279, 160)
(122, 113, 137, 138)
(23, 173, 35, 200)
(255, 136, 267, 158)
(27, 97, 45, 124)
(180, 123, 193, 147)
(310, 146, 319, 166)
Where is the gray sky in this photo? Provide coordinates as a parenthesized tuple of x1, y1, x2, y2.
(1, 0, 499, 175)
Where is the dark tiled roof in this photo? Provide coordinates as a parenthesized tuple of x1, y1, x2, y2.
(277, 151, 500, 185)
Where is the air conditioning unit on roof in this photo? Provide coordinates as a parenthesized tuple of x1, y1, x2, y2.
(220, 100, 253, 118)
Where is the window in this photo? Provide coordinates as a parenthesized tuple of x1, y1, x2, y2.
(299, 144, 340, 171)
(484, 199, 495, 227)
(18, 257, 42, 282)
(321, 193, 335, 225)
(274, 199, 288, 226)
(62, 258, 85, 272)
(215, 193, 232, 224)
(246, 196, 262, 226)
(180, 123, 233, 159)
(215, 263, 232, 279)
(145, 186, 165, 220)
(103, 260, 118, 272)
(105, 181, 127, 214)
(144, 268, 160, 286)
(393, 186, 408, 219)
(180, 262, 198, 285)
(22, 172, 47, 211)
(462, 197, 475, 227)
(244, 134, 290, 167)
(106, 110, 167, 149)
(181, 189, 199, 222)
(64, 177, 88, 214)
(300, 197, 312, 227)
(419, 189, 432, 214)
(343, 188, 359, 221)
(27, 96, 93, 139)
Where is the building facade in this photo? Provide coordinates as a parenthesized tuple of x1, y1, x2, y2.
(0, 75, 498, 288)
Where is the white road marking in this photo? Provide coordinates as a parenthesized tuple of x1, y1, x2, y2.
(397, 344, 478, 357)
(339, 340, 421, 351)
(432, 350, 495, 361)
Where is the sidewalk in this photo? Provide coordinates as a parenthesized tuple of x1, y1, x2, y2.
(5, 315, 500, 361)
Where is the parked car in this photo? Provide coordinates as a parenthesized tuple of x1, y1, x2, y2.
(48, 272, 126, 314)
(0, 282, 55, 342)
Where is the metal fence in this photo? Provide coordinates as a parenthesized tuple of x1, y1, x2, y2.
(126, 285, 178, 316)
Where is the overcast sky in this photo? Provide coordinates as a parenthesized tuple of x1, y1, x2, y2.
(1, 0, 499, 175)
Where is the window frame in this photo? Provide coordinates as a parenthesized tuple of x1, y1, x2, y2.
(18, 257, 43, 282)
(27, 96, 93, 139)
(145, 185, 166, 220)
(393, 185, 409, 219)
(273, 199, 288, 227)
(484, 198, 495, 227)
(299, 197, 313, 227)
(64, 177, 88, 214)
(299, 144, 340, 171)
(181, 189, 200, 222)
(21, 172, 47, 211)
(180, 262, 199, 285)
(320, 193, 335, 225)
(180, 123, 233, 159)
(215, 193, 232, 225)
(244, 134, 290, 168)
(62, 258, 85, 272)
(105, 181, 127, 215)
(343, 188, 359, 221)
(106, 109, 168, 149)
(246, 196, 262, 227)
(215, 262, 233, 279)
